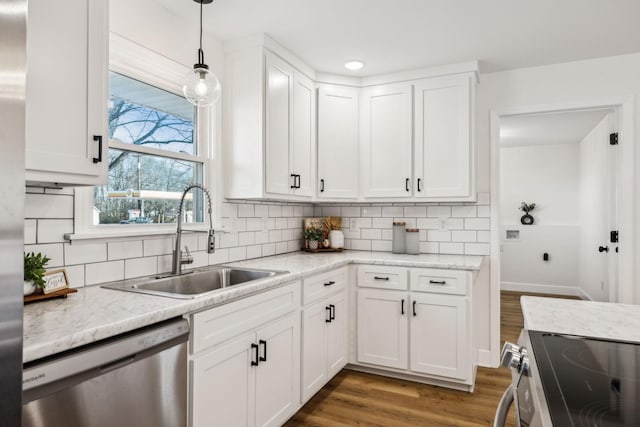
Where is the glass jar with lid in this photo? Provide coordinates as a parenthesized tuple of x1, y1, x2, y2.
(392, 222, 406, 254)
(405, 228, 420, 255)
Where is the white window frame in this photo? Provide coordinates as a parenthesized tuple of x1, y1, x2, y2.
(70, 33, 223, 241)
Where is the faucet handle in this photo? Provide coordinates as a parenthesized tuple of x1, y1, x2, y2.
(181, 246, 194, 265)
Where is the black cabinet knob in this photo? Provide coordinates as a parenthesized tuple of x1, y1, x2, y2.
(598, 246, 609, 253)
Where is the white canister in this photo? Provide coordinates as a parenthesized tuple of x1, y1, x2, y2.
(392, 222, 406, 254)
(329, 230, 344, 249)
(405, 228, 420, 255)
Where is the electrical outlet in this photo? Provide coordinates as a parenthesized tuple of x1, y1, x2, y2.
(438, 216, 449, 231)
(350, 218, 360, 232)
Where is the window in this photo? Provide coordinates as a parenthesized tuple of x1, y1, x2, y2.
(94, 72, 204, 225)
(72, 34, 221, 238)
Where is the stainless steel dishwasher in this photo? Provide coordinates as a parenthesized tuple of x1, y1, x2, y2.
(22, 318, 189, 427)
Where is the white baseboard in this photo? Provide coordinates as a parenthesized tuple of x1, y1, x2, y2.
(477, 349, 497, 368)
(501, 281, 584, 298)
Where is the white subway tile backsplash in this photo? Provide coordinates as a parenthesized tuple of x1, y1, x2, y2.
(372, 218, 392, 229)
(108, 240, 143, 261)
(158, 255, 173, 273)
(357, 218, 372, 228)
(448, 218, 464, 230)
(420, 242, 439, 253)
(417, 218, 440, 229)
(246, 218, 262, 231)
(427, 206, 451, 217)
(451, 206, 477, 217)
(341, 206, 360, 217)
(439, 242, 464, 255)
(276, 218, 288, 230)
(281, 205, 294, 217)
(237, 204, 254, 218)
(477, 230, 491, 243)
(361, 206, 381, 217)
(322, 206, 341, 216)
(268, 205, 282, 217)
(262, 243, 276, 257)
(246, 245, 262, 260)
(254, 204, 269, 218)
(221, 202, 237, 218)
(144, 237, 173, 256)
(238, 231, 255, 246)
(288, 218, 303, 229)
(293, 206, 304, 217)
(254, 230, 269, 244)
(269, 230, 282, 243)
(382, 206, 403, 217)
(191, 251, 209, 268)
(427, 230, 451, 242)
(404, 206, 426, 217)
(452, 230, 476, 242)
(24, 219, 37, 244)
(343, 228, 360, 239)
(287, 240, 300, 252)
(64, 264, 85, 288)
(37, 219, 73, 243)
(208, 248, 229, 265)
(275, 241, 288, 254)
(351, 239, 372, 251)
(25, 194, 73, 219)
(361, 228, 382, 240)
(465, 242, 491, 256)
(477, 205, 491, 218)
(220, 232, 239, 248)
(65, 242, 107, 265)
(282, 229, 294, 241)
(229, 246, 247, 262)
(465, 218, 490, 231)
(381, 229, 393, 240)
(372, 240, 392, 252)
(303, 206, 314, 216)
(125, 257, 157, 279)
(86, 260, 124, 286)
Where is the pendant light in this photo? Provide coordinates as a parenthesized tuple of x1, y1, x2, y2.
(183, 0, 221, 106)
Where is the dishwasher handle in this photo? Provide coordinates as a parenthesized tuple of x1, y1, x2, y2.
(493, 384, 514, 427)
(23, 318, 189, 394)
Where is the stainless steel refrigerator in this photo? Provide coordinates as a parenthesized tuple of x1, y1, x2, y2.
(0, 0, 26, 424)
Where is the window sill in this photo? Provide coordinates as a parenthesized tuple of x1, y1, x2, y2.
(65, 224, 227, 242)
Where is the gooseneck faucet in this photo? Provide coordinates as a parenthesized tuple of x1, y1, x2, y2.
(172, 183, 216, 275)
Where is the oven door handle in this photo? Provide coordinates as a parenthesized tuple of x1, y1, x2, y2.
(493, 384, 514, 427)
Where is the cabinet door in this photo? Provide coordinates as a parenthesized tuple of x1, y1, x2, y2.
(265, 53, 293, 196)
(191, 333, 256, 427)
(410, 293, 470, 380)
(301, 300, 328, 402)
(317, 85, 359, 199)
(26, 0, 108, 186)
(360, 84, 413, 198)
(326, 291, 348, 378)
(291, 73, 314, 198)
(255, 313, 300, 427)
(357, 288, 408, 369)
(414, 75, 472, 200)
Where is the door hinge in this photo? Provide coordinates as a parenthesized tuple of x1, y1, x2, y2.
(610, 230, 619, 243)
(609, 132, 619, 145)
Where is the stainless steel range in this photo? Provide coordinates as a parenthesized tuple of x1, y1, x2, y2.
(495, 330, 640, 427)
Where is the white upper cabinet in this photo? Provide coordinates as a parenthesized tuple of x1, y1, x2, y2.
(225, 39, 315, 201)
(317, 85, 359, 199)
(414, 74, 474, 201)
(359, 84, 413, 198)
(26, 0, 109, 187)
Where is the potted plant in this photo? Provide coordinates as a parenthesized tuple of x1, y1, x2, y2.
(304, 227, 324, 250)
(519, 202, 536, 225)
(324, 216, 344, 249)
(24, 252, 50, 295)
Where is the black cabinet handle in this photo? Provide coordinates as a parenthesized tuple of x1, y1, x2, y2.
(320, 179, 325, 192)
(374, 276, 389, 281)
(290, 174, 297, 189)
(429, 280, 446, 285)
(401, 299, 405, 315)
(259, 339, 267, 362)
(405, 178, 410, 192)
(324, 281, 335, 286)
(92, 135, 103, 164)
(297, 175, 301, 188)
(251, 343, 259, 366)
(326, 306, 332, 323)
(599, 246, 609, 253)
(413, 300, 417, 316)
(417, 178, 422, 192)
(330, 304, 335, 321)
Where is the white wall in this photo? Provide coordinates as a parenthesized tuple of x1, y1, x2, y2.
(500, 144, 580, 294)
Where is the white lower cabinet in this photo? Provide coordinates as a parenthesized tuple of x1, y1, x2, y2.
(189, 283, 300, 427)
(355, 265, 474, 387)
(356, 288, 408, 369)
(301, 268, 348, 402)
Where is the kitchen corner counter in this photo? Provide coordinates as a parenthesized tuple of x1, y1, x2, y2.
(521, 296, 640, 342)
(23, 251, 484, 363)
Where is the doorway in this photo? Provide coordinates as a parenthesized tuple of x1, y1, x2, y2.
(498, 109, 617, 301)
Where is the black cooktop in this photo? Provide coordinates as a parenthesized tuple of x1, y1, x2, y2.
(529, 331, 640, 427)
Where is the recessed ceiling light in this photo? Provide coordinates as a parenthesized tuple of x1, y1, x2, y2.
(344, 60, 364, 71)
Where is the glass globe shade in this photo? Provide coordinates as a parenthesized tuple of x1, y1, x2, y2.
(183, 66, 221, 107)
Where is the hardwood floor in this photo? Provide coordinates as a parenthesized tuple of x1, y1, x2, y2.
(285, 291, 577, 426)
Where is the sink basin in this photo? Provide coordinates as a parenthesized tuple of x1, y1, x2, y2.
(102, 267, 288, 299)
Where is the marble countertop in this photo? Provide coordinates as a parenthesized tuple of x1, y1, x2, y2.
(521, 296, 640, 342)
(23, 251, 483, 363)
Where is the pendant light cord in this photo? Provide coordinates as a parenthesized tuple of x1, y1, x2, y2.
(198, 0, 204, 65)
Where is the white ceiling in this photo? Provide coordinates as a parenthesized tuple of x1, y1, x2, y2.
(156, 0, 640, 76)
(500, 109, 612, 147)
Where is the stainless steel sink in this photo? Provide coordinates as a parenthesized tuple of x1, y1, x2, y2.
(101, 266, 288, 299)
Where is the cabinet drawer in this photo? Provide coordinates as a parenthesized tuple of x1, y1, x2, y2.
(410, 268, 469, 295)
(190, 282, 300, 354)
(303, 267, 347, 305)
(357, 265, 407, 290)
